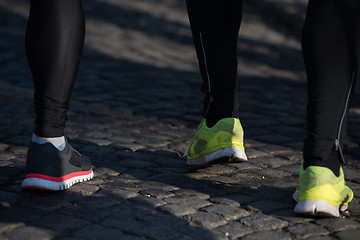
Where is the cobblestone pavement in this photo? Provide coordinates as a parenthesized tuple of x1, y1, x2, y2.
(1, 0, 360, 239)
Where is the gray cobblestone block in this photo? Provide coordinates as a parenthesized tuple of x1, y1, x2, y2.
(98, 188, 139, 200)
(256, 144, 296, 156)
(101, 180, 141, 192)
(0, 176, 10, 185)
(79, 195, 120, 209)
(62, 205, 110, 222)
(172, 189, 211, 200)
(202, 204, 250, 221)
(0, 161, 9, 167)
(136, 181, 179, 192)
(286, 223, 330, 239)
(247, 200, 293, 214)
(77, 138, 112, 146)
(344, 168, 360, 181)
(0, 143, 8, 151)
(110, 236, 146, 240)
(210, 197, 241, 207)
(305, 236, 336, 240)
(139, 214, 189, 228)
(8, 145, 28, 156)
(165, 196, 211, 209)
(335, 229, 360, 240)
(85, 177, 105, 185)
(244, 186, 291, 202)
(36, 213, 90, 232)
(21, 196, 72, 211)
(248, 157, 290, 168)
(226, 194, 256, 206)
(270, 209, 312, 224)
(154, 158, 186, 168)
(226, 162, 259, 171)
(254, 134, 295, 144)
(7, 136, 31, 146)
(77, 144, 114, 157)
(140, 189, 175, 199)
(115, 151, 156, 161)
(240, 230, 292, 240)
(279, 164, 301, 176)
(95, 167, 121, 177)
(198, 165, 238, 175)
(116, 159, 156, 169)
(153, 167, 188, 174)
(135, 223, 184, 240)
(240, 214, 288, 231)
(72, 224, 124, 240)
(68, 183, 99, 197)
(184, 212, 227, 229)
(130, 195, 166, 207)
(0, 234, 9, 240)
(0, 191, 20, 206)
(145, 173, 182, 185)
(265, 178, 299, 191)
(245, 128, 273, 137)
(112, 142, 145, 151)
(0, 222, 24, 234)
(56, 237, 85, 240)
(179, 226, 228, 240)
(167, 142, 189, 154)
(155, 158, 186, 169)
(148, 149, 180, 159)
(348, 201, 360, 215)
(207, 175, 246, 185)
(256, 168, 293, 179)
(101, 216, 146, 235)
(137, 138, 171, 149)
(215, 221, 254, 239)
(107, 136, 138, 145)
(245, 148, 270, 159)
(165, 177, 215, 190)
(184, 171, 217, 180)
(158, 203, 197, 216)
(81, 131, 113, 139)
(0, 152, 15, 161)
(315, 218, 360, 232)
(126, 169, 156, 180)
(5, 226, 59, 240)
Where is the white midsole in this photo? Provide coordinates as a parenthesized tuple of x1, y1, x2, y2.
(293, 191, 347, 218)
(187, 147, 247, 165)
(22, 171, 94, 191)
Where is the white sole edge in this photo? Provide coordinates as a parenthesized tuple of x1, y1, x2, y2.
(187, 147, 247, 166)
(22, 171, 94, 191)
(293, 191, 347, 218)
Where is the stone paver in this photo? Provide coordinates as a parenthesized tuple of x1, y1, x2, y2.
(1, 0, 360, 239)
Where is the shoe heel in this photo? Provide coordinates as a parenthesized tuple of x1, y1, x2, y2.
(294, 199, 340, 217)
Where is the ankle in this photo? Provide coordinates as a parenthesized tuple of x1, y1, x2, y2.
(32, 134, 66, 151)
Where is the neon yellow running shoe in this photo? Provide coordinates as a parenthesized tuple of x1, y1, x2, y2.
(187, 118, 248, 165)
(293, 164, 353, 217)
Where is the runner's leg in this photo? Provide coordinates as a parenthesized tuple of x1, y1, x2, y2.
(186, 0, 243, 127)
(26, 0, 85, 137)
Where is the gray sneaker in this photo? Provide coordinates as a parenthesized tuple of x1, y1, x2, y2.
(22, 140, 94, 191)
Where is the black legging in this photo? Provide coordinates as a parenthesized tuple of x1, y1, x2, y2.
(302, 0, 360, 173)
(26, 0, 85, 137)
(27, 0, 242, 136)
(186, 0, 243, 127)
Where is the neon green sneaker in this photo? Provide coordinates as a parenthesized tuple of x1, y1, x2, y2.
(293, 164, 353, 217)
(187, 118, 247, 165)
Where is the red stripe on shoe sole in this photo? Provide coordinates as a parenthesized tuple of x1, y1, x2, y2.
(24, 169, 93, 182)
